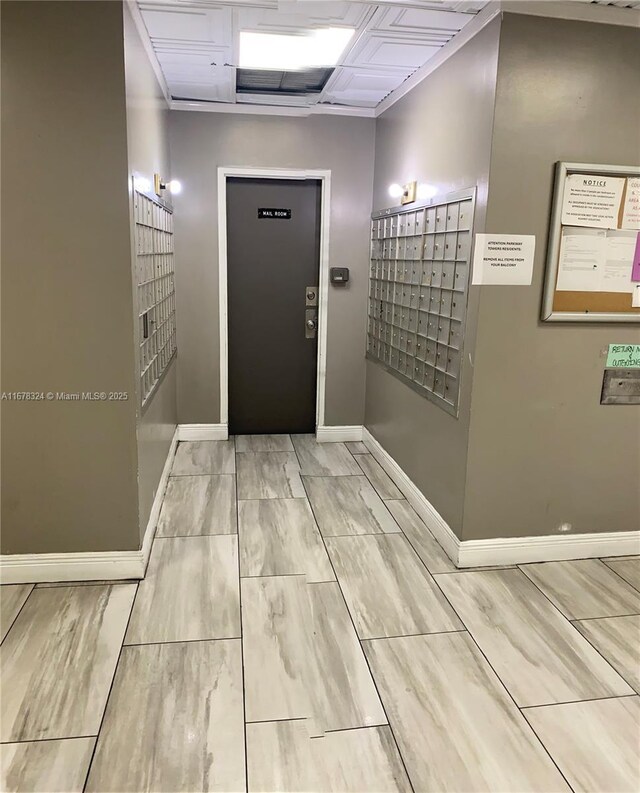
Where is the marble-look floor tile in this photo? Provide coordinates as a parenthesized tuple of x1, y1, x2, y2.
(241, 576, 385, 734)
(242, 575, 310, 724)
(574, 615, 640, 692)
(353, 455, 403, 500)
(237, 452, 305, 499)
(386, 500, 457, 574)
(292, 435, 361, 476)
(1, 737, 95, 793)
(236, 434, 294, 452)
(157, 475, 237, 537)
(603, 557, 640, 593)
(345, 441, 369, 455)
(326, 534, 462, 639)
(303, 476, 400, 537)
(523, 696, 640, 793)
(86, 640, 245, 793)
(1, 584, 33, 643)
(171, 440, 235, 476)
(520, 559, 640, 619)
(364, 633, 569, 792)
(436, 570, 634, 706)
(239, 498, 334, 583)
(0, 584, 136, 741)
(247, 720, 411, 793)
(307, 581, 386, 734)
(125, 535, 239, 644)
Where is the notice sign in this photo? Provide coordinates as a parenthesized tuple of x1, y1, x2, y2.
(622, 178, 640, 231)
(472, 234, 536, 285)
(606, 344, 640, 368)
(561, 174, 625, 229)
(258, 208, 291, 219)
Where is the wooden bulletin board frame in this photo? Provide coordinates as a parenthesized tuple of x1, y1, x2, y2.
(541, 162, 640, 323)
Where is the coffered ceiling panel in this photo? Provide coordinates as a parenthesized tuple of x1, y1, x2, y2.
(141, 6, 233, 44)
(138, 0, 488, 111)
(344, 32, 442, 69)
(138, 0, 639, 114)
(323, 65, 412, 106)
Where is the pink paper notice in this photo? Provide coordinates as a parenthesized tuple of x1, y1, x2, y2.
(633, 233, 640, 282)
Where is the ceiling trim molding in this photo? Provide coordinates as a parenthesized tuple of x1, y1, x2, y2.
(374, 1, 501, 118)
(126, 0, 172, 106)
(170, 99, 376, 117)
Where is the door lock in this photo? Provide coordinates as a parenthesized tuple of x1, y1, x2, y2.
(305, 286, 318, 307)
(305, 308, 317, 339)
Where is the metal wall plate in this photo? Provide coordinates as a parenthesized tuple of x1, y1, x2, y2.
(601, 369, 640, 404)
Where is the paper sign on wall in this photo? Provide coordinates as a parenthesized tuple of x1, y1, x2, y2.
(556, 227, 637, 293)
(632, 233, 640, 282)
(606, 344, 640, 368)
(622, 178, 640, 230)
(471, 234, 536, 285)
(561, 174, 625, 229)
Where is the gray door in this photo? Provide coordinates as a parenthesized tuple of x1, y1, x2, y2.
(227, 177, 321, 435)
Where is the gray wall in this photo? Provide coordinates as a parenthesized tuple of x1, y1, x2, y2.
(365, 18, 502, 536)
(168, 112, 376, 426)
(123, 3, 177, 541)
(463, 13, 640, 539)
(1, 1, 140, 553)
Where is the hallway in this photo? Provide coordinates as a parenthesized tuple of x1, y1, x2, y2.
(1, 435, 639, 792)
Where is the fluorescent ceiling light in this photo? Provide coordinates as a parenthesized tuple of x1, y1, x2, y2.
(239, 28, 354, 70)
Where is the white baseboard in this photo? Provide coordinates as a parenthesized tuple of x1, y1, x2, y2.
(0, 428, 179, 585)
(316, 425, 364, 443)
(362, 427, 640, 567)
(139, 426, 179, 575)
(177, 423, 228, 441)
(362, 427, 460, 564)
(459, 532, 640, 568)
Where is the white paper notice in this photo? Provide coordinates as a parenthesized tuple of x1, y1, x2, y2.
(556, 228, 606, 291)
(471, 234, 536, 285)
(561, 174, 625, 229)
(622, 177, 640, 230)
(602, 230, 636, 293)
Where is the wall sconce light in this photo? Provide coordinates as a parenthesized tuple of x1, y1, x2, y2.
(154, 173, 166, 196)
(154, 174, 182, 196)
(388, 181, 417, 205)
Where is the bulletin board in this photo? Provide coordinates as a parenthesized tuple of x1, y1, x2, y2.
(541, 162, 640, 322)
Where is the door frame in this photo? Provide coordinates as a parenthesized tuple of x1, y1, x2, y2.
(217, 166, 331, 432)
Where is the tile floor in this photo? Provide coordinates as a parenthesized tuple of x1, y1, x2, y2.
(1, 435, 639, 792)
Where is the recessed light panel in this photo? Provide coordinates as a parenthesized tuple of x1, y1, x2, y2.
(239, 28, 354, 70)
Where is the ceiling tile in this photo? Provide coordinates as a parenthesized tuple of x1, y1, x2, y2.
(369, 6, 474, 35)
(345, 31, 442, 69)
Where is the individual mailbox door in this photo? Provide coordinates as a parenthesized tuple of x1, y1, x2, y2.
(456, 231, 471, 261)
(446, 203, 459, 231)
(454, 261, 468, 292)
